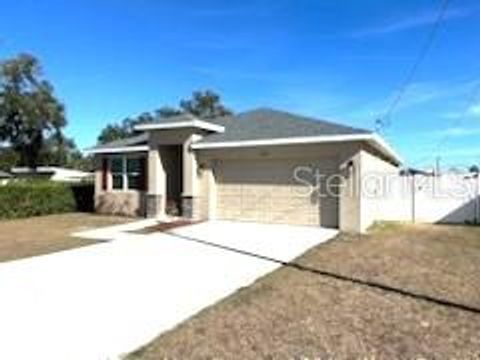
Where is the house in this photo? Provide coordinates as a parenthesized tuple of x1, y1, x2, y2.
(86, 108, 402, 233)
(10, 166, 93, 183)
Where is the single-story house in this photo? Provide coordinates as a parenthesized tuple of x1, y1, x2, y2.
(86, 108, 401, 233)
(10, 167, 93, 183)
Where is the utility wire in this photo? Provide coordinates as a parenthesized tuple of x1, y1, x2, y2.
(435, 81, 480, 151)
(375, 0, 452, 133)
(412, 80, 480, 170)
(408, 81, 480, 171)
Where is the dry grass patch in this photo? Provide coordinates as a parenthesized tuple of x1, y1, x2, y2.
(0, 213, 132, 262)
(129, 223, 480, 359)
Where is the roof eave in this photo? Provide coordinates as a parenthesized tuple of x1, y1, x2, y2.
(134, 119, 225, 133)
(84, 145, 149, 155)
(191, 134, 402, 165)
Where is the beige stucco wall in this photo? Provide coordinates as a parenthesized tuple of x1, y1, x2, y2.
(338, 151, 362, 232)
(357, 148, 400, 232)
(194, 165, 211, 220)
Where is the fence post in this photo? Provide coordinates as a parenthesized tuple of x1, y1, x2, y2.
(411, 174, 416, 223)
(476, 175, 480, 224)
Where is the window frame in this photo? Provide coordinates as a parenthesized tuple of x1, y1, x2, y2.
(126, 157, 143, 191)
(110, 156, 125, 191)
(108, 155, 146, 192)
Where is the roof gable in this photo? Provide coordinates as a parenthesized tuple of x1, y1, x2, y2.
(197, 108, 370, 144)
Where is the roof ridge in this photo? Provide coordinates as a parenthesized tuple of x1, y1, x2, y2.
(237, 107, 371, 133)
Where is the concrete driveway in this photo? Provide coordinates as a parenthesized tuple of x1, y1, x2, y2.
(0, 220, 337, 360)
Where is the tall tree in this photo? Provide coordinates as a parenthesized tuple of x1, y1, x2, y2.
(97, 122, 129, 145)
(0, 54, 66, 168)
(180, 90, 232, 118)
(96, 89, 232, 144)
(155, 106, 182, 119)
(96, 110, 177, 144)
(96, 114, 156, 145)
(38, 134, 85, 167)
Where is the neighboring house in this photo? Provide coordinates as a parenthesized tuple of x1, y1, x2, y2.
(0, 171, 12, 185)
(86, 108, 401, 233)
(10, 167, 92, 183)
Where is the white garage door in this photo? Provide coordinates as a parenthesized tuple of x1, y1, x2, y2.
(216, 159, 339, 228)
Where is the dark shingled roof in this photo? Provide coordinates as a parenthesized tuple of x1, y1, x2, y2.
(198, 108, 370, 144)
(91, 133, 148, 150)
(91, 108, 370, 150)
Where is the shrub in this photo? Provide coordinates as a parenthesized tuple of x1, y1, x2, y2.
(0, 181, 93, 219)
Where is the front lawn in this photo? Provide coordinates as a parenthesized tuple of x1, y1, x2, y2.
(0, 213, 132, 262)
(129, 223, 480, 359)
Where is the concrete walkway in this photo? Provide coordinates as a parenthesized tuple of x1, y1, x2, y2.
(0, 221, 337, 360)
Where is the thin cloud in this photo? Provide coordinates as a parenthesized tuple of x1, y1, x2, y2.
(432, 127, 480, 137)
(346, 78, 480, 121)
(388, 79, 478, 111)
(440, 101, 480, 120)
(468, 103, 480, 116)
(351, 6, 477, 37)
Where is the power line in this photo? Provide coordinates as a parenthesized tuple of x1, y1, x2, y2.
(435, 81, 480, 152)
(414, 80, 480, 168)
(375, 0, 452, 133)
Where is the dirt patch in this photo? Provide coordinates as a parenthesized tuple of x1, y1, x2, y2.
(0, 213, 133, 263)
(130, 220, 200, 234)
(128, 224, 480, 359)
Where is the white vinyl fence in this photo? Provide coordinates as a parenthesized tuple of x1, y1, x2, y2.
(364, 173, 480, 225)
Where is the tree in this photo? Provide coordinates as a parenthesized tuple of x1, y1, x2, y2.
(97, 114, 156, 145)
(179, 90, 232, 118)
(38, 134, 82, 167)
(469, 165, 479, 174)
(155, 106, 182, 119)
(0, 54, 66, 168)
(96, 89, 233, 144)
(97, 123, 130, 144)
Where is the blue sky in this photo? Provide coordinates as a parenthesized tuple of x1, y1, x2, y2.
(1, 0, 479, 169)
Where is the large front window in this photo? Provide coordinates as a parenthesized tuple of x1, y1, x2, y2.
(110, 156, 145, 191)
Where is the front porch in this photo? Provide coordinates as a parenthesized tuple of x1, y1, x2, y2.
(145, 130, 210, 220)
(93, 122, 217, 221)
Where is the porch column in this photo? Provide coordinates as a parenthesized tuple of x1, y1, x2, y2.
(182, 134, 201, 218)
(146, 147, 166, 218)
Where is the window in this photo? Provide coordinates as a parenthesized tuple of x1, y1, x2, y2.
(127, 158, 142, 190)
(102, 158, 108, 191)
(109, 156, 145, 191)
(111, 157, 124, 190)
